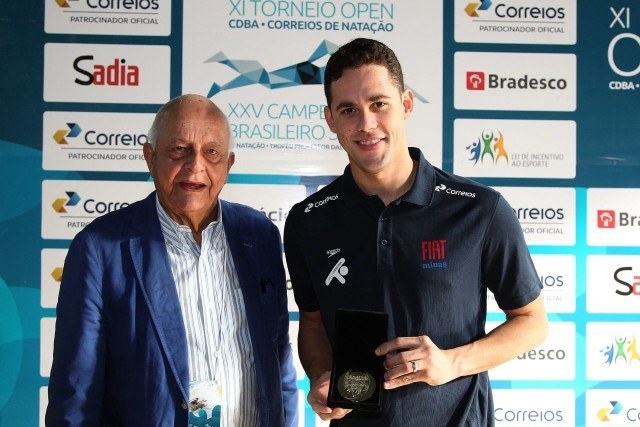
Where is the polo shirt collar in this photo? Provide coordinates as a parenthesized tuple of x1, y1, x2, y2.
(340, 147, 436, 207)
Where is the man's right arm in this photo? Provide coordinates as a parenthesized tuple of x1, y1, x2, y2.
(46, 230, 106, 426)
(299, 310, 351, 421)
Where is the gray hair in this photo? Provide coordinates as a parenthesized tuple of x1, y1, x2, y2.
(147, 94, 235, 155)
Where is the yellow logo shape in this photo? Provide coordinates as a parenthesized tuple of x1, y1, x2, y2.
(51, 267, 64, 282)
(52, 198, 68, 213)
(53, 129, 69, 144)
(55, 0, 71, 7)
(465, 2, 480, 17)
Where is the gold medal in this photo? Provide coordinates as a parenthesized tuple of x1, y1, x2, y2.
(337, 370, 375, 402)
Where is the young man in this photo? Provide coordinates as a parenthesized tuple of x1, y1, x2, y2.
(284, 38, 548, 426)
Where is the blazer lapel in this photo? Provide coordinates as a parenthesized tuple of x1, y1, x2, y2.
(129, 193, 189, 401)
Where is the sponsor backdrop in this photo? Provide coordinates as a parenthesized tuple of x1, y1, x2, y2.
(1, 1, 639, 425)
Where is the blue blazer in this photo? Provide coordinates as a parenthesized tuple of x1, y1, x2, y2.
(46, 192, 298, 426)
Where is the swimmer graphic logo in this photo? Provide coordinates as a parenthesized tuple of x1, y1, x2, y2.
(325, 258, 349, 286)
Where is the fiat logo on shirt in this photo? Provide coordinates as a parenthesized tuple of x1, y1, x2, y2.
(421, 240, 448, 269)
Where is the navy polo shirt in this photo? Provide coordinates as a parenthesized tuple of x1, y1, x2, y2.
(284, 147, 541, 426)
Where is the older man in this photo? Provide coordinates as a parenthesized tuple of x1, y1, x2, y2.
(46, 95, 297, 426)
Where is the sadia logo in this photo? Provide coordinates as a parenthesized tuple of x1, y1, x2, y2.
(464, 0, 492, 17)
(466, 71, 485, 90)
(52, 192, 81, 213)
(466, 130, 508, 165)
(53, 123, 82, 145)
(74, 55, 140, 86)
(599, 336, 640, 366)
(598, 210, 616, 228)
(614, 267, 640, 296)
(597, 401, 623, 422)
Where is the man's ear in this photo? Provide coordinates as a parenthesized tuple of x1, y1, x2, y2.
(324, 106, 337, 133)
(227, 152, 235, 173)
(402, 89, 415, 119)
(143, 143, 155, 177)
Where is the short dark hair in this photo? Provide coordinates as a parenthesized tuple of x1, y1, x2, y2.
(323, 38, 405, 106)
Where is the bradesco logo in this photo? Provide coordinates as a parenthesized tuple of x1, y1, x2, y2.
(454, 52, 576, 111)
(466, 70, 568, 91)
(467, 71, 485, 90)
(597, 209, 640, 229)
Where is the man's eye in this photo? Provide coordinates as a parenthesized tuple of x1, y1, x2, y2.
(207, 149, 218, 155)
(373, 102, 387, 108)
(174, 146, 185, 152)
(342, 107, 356, 115)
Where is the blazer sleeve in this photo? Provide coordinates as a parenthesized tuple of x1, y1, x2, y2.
(269, 223, 299, 427)
(46, 229, 107, 426)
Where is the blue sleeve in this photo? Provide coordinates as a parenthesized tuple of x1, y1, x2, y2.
(269, 224, 299, 426)
(482, 194, 542, 310)
(46, 230, 107, 426)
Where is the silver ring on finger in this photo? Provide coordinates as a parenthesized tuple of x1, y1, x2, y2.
(410, 360, 417, 374)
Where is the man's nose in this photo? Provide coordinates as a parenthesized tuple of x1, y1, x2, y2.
(358, 110, 377, 131)
(185, 150, 205, 173)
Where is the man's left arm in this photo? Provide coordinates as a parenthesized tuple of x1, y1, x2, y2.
(377, 295, 547, 388)
(378, 193, 548, 389)
(268, 224, 299, 425)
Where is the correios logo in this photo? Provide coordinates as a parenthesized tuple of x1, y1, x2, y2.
(465, 0, 492, 17)
(465, 0, 566, 20)
(52, 192, 81, 213)
(55, 0, 160, 10)
(50, 267, 64, 282)
(466, 130, 508, 165)
(74, 55, 140, 86)
(597, 401, 623, 422)
(435, 183, 477, 198)
(466, 71, 485, 90)
(53, 123, 82, 144)
(52, 191, 130, 215)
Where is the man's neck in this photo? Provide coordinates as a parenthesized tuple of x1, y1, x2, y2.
(352, 154, 418, 206)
